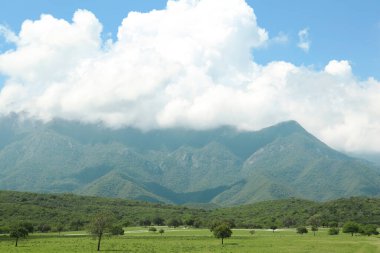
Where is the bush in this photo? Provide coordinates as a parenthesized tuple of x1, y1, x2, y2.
(296, 227, 308, 235)
(328, 227, 340, 235)
(148, 227, 157, 232)
(111, 225, 124, 235)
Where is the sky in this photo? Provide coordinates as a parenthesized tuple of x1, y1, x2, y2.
(0, 0, 379, 154)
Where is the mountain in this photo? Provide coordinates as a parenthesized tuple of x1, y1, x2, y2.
(0, 114, 380, 206)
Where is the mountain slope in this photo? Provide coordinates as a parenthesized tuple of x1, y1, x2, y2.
(0, 115, 379, 205)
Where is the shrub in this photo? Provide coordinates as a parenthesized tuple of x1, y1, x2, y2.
(328, 227, 340, 235)
(111, 225, 124, 235)
(296, 227, 308, 235)
(148, 227, 157, 232)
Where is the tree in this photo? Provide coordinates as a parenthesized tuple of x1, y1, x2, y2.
(308, 215, 321, 227)
(19, 222, 34, 233)
(159, 228, 165, 236)
(283, 217, 296, 228)
(167, 218, 181, 228)
(9, 225, 28, 247)
(249, 230, 255, 236)
(89, 213, 114, 251)
(212, 224, 232, 245)
(148, 227, 157, 233)
(328, 227, 339, 235)
(296, 227, 308, 235)
(183, 216, 195, 227)
(139, 218, 151, 227)
(110, 225, 124, 235)
(308, 215, 320, 236)
(70, 219, 85, 231)
(311, 225, 318, 236)
(37, 223, 51, 233)
(57, 224, 64, 236)
(270, 225, 277, 233)
(359, 224, 379, 236)
(153, 216, 165, 226)
(343, 222, 360, 236)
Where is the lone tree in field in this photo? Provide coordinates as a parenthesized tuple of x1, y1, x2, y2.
(159, 228, 165, 236)
(342, 222, 360, 236)
(89, 213, 114, 251)
(10, 224, 29, 247)
(296, 227, 308, 235)
(308, 215, 321, 236)
(311, 225, 318, 236)
(270, 225, 277, 233)
(212, 224, 232, 245)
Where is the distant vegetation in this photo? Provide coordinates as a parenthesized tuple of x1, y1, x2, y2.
(0, 191, 379, 233)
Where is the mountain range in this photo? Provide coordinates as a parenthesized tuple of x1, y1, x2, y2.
(0, 114, 380, 206)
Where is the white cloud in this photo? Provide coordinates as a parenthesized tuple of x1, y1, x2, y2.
(0, 0, 379, 153)
(324, 60, 352, 76)
(271, 32, 289, 45)
(297, 28, 310, 52)
(0, 25, 18, 44)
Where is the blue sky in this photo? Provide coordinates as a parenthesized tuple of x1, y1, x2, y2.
(0, 0, 380, 153)
(0, 0, 379, 80)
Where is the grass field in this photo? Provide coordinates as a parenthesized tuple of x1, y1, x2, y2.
(0, 227, 379, 253)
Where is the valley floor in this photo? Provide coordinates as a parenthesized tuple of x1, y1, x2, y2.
(0, 227, 379, 253)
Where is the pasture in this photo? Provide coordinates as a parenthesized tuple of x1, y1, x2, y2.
(0, 227, 379, 253)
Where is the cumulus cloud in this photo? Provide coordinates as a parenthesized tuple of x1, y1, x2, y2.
(297, 28, 310, 52)
(0, 0, 379, 153)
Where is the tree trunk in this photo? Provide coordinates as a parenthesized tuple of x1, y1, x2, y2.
(351, 232, 353, 236)
(15, 238, 18, 247)
(97, 234, 102, 251)
(313, 231, 316, 236)
(221, 237, 224, 245)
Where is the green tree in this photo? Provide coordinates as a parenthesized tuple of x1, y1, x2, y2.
(311, 225, 318, 236)
(153, 216, 165, 226)
(88, 213, 114, 251)
(249, 230, 255, 236)
(212, 224, 232, 245)
(70, 219, 85, 231)
(37, 223, 51, 233)
(9, 225, 28, 247)
(296, 227, 308, 235)
(110, 225, 124, 235)
(159, 228, 165, 236)
(19, 222, 34, 233)
(359, 224, 379, 236)
(270, 225, 277, 233)
(139, 218, 151, 227)
(148, 227, 157, 233)
(167, 218, 181, 228)
(328, 227, 339, 235)
(56, 224, 64, 236)
(342, 222, 360, 236)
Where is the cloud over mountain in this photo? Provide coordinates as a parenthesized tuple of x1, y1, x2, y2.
(0, 0, 379, 153)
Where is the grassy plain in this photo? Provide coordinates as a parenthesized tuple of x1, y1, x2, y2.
(0, 227, 379, 253)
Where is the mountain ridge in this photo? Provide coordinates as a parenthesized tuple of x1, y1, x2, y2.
(0, 115, 379, 206)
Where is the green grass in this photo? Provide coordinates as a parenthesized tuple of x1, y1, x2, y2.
(0, 227, 379, 253)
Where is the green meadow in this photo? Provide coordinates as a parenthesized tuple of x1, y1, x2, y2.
(1, 227, 379, 253)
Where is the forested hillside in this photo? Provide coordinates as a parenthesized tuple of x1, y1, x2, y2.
(1, 191, 379, 231)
